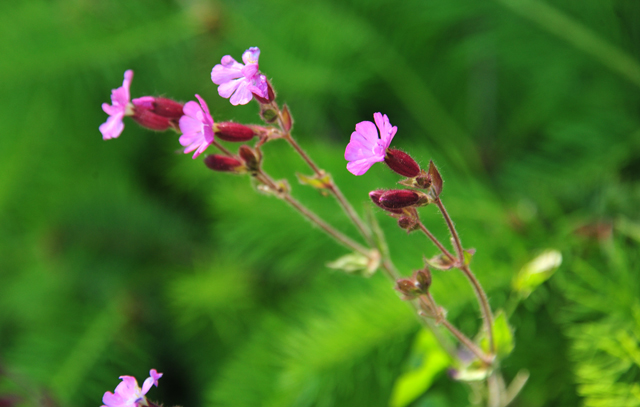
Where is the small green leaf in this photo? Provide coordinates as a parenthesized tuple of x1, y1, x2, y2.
(480, 310, 514, 359)
(512, 249, 562, 298)
(424, 253, 455, 270)
(296, 171, 332, 192)
(390, 329, 451, 407)
(326, 250, 380, 277)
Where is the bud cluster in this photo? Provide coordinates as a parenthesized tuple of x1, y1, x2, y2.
(395, 268, 432, 300)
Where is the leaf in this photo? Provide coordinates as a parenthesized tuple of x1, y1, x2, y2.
(296, 171, 332, 192)
(428, 161, 443, 197)
(389, 329, 451, 407)
(326, 251, 380, 277)
(512, 249, 562, 298)
(281, 104, 293, 132)
(480, 310, 515, 359)
(424, 253, 455, 270)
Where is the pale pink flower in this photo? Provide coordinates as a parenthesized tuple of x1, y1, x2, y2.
(179, 94, 215, 158)
(101, 369, 162, 407)
(345, 112, 397, 175)
(211, 47, 268, 105)
(100, 70, 136, 140)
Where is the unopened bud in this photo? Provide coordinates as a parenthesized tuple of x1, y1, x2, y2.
(379, 190, 422, 209)
(215, 122, 256, 142)
(395, 278, 420, 300)
(132, 109, 173, 131)
(397, 215, 418, 232)
(414, 268, 432, 291)
(384, 148, 420, 178)
(369, 190, 403, 214)
(238, 145, 260, 171)
(204, 155, 246, 173)
(152, 97, 185, 120)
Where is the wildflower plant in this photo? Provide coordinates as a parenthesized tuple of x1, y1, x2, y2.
(99, 47, 560, 407)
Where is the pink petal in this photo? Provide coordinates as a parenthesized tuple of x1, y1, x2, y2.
(179, 115, 202, 135)
(354, 121, 379, 143)
(100, 114, 124, 140)
(195, 95, 214, 126)
(347, 159, 377, 176)
(218, 79, 242, 99)
(182, 100, 202, 119)
(211, 62, 244, 84)
(132, 96, 155, 109)
(241, 64, 258, 79)
(229, 80, 253, 105)
(242, 47, 260, 65)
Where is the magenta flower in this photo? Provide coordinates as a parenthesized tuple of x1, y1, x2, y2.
(211, 47, 268, 105)
(179, 94, 215, 158)
(100, 70, 136, 140)
(101, 369, 162, 407)
(344, 112, 397, 175)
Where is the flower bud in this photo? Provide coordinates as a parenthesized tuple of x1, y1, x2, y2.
(395, 278, 420, 300)
(397, 215, 418, 231)
(204, 155, 246, 173)
(414, 268, 432, 291)
(384, 148, 420, 178)
(215, 122, 256, 142)
(133, 96, 184, 120)
(132, 109, 173, 131)
(238, 145, 260, 171)
(369, 190, 403, 214)
(379, 190, 421, 209)
(152, 97, 185, 120)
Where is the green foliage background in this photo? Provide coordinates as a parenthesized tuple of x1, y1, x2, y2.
(1, 0, 639, 406)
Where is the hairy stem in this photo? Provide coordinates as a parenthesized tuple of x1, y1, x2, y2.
(254, 169, 370, 257)
(436, 197, 495, 354)
(417, 221, 456, 261)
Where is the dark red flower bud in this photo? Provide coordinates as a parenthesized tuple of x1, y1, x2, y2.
(215, 122, 256, 142)
(369, 190, 404, 214)
(132, 110, 173, 131)
(384, 148, 421, 178)
(204, 155, 246, 173)
(152, 97, 185, 120)
(238, 145, 260, 171)
(379, 190, 421, 209)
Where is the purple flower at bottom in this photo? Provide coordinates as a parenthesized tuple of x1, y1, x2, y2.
(211, 47, 268, 105)
(101, 369, 162, 407)
(179, 94, 215, 158)
(344, 112, 397, 175)
(100, 70, 135, 140)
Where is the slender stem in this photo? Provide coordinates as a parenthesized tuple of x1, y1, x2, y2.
(435, 197, 495, 354)
(283, 133, 374, 244)
(435, 198, 464, 260)
(440, 319, 494, 365)
(211, 140, 233, 157)
(417, 221, 456, 261)
(284, 133, 322, 175)
(461, 264, 496, 353)
(255, 168, 370, 257)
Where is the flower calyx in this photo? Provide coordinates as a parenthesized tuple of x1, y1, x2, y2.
(204, 155, 247, 174)
(384, 148, 420, 178)
(395, 268, 432, 300)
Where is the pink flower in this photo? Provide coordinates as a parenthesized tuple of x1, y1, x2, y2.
(100, 70, 136, 140)
(101, 369, 162, 407)
(344, 112, 397, 175)
(211, 47, 268, 105)
(179, 94, 215, 158)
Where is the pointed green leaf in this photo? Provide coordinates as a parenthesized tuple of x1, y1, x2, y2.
(512, 249, 562, 298)
(390, 329, 451, 407)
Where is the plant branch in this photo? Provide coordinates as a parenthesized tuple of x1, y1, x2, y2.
(435, 197, 495, 354)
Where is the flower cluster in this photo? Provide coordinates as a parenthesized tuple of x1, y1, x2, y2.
(101, 369, 162, 407)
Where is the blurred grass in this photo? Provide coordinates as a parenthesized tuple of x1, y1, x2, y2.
(1, 0, 639, 406)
